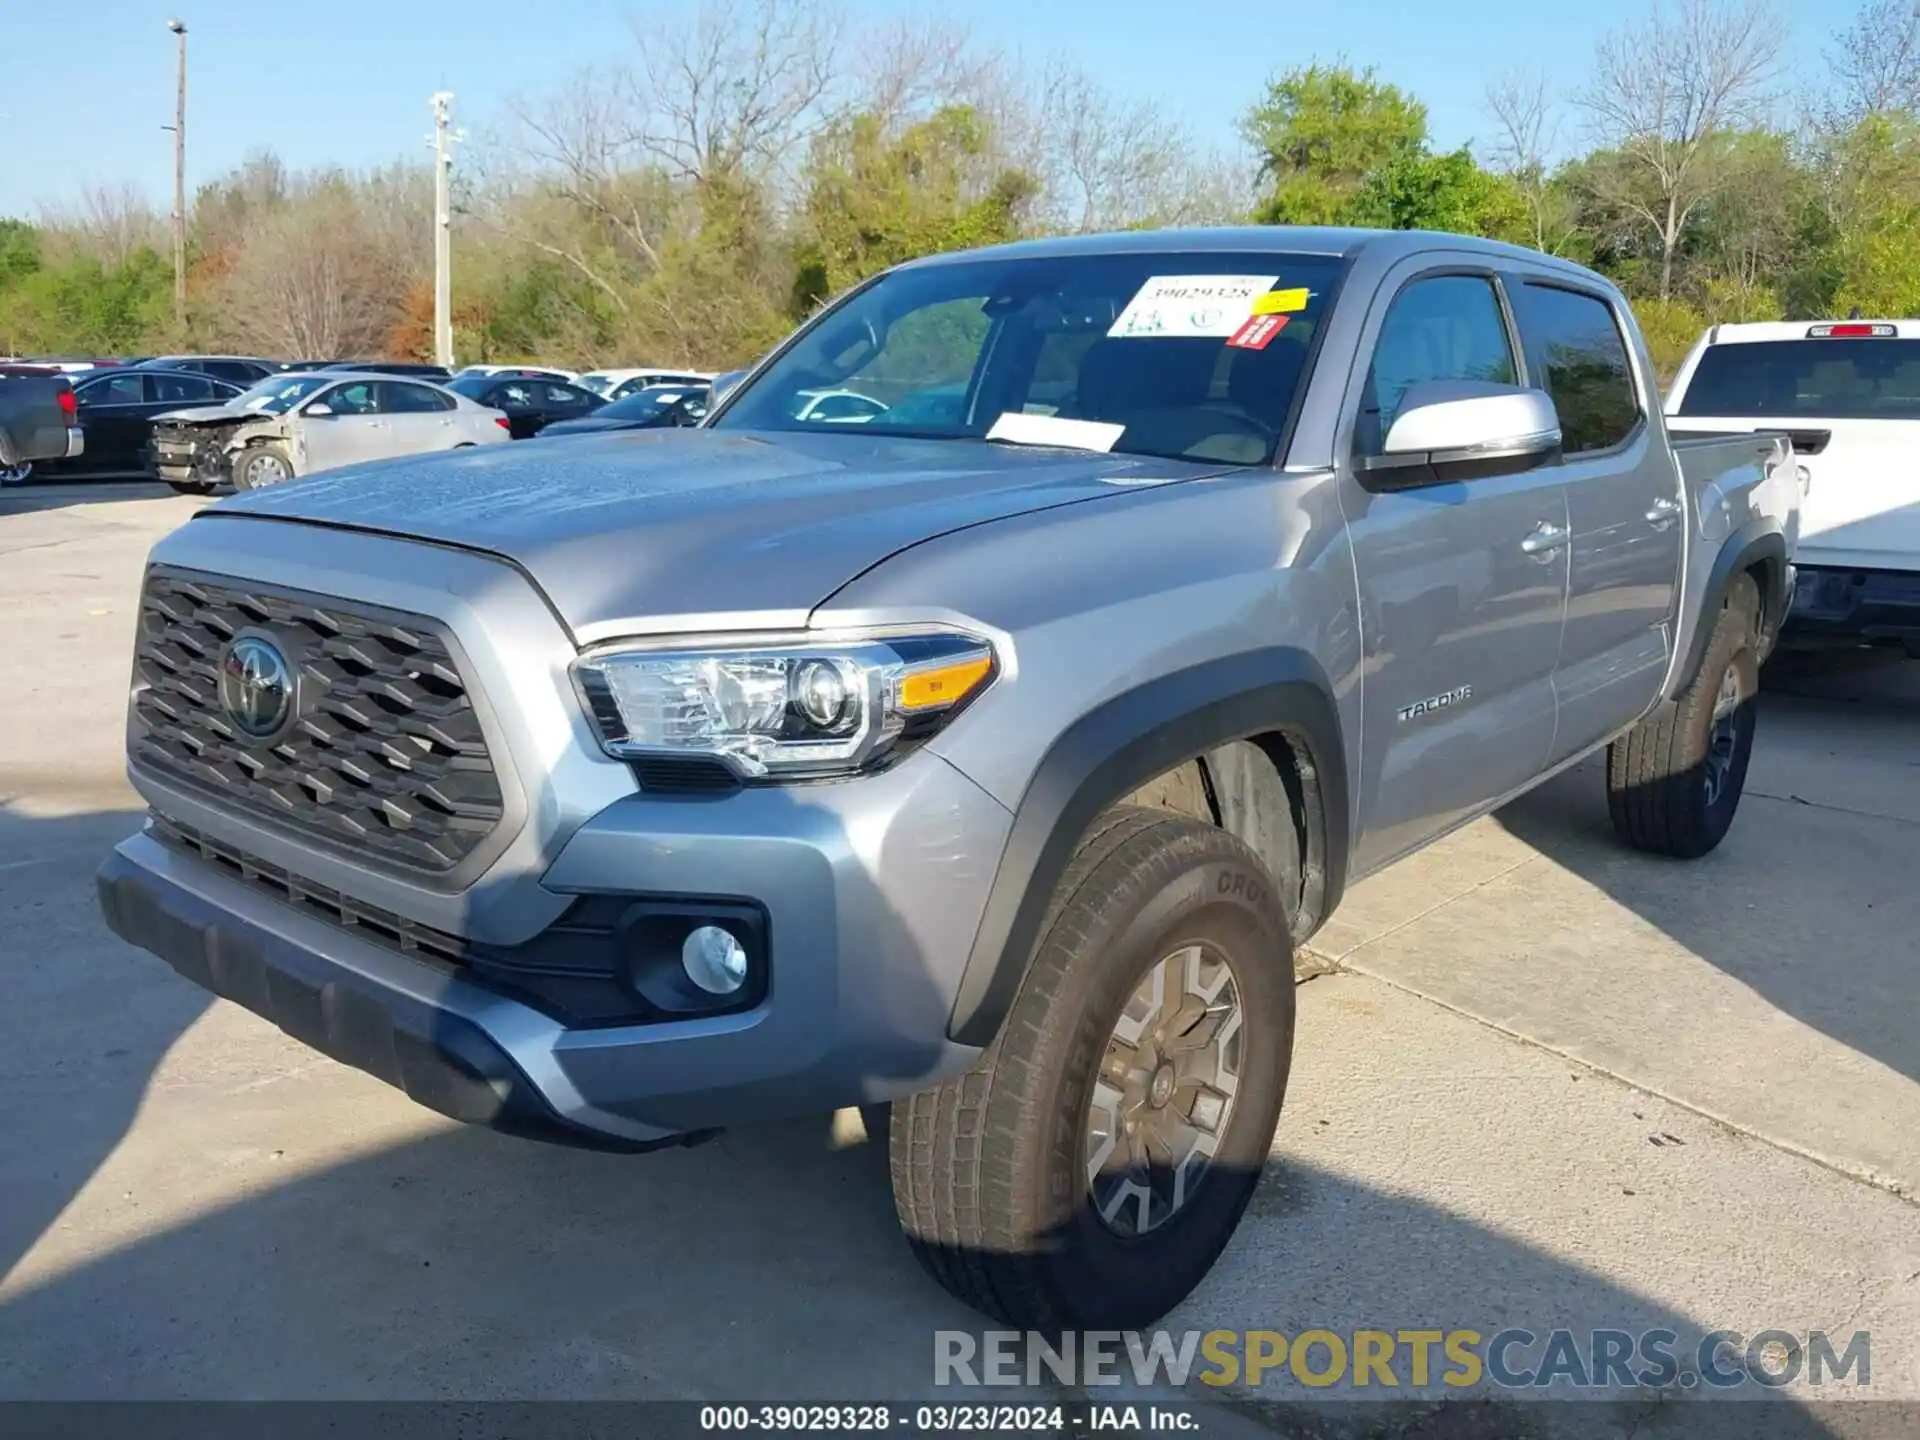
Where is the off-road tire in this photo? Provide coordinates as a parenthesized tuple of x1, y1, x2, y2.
(0, 460, 33, 487)
(890, 807, 1296, 1329)
(1606, 573, 1760, 858)
(232, 443, 295, 491)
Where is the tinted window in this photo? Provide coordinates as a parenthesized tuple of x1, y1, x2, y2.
(203, 360, 267, 384)
(1360, 275, 1516, 453)
(542, 382, 591, 407)
(494, 383, 537, 409)
(715, 252, 1342, 465)
(377, 381, 454, 413)
(1514, 284, 1640, 453)
(150, 373, 220, 404)
(79, 374, 146, 406)
(322, 382, 378, 416)
(1675, 339, 1920, 420)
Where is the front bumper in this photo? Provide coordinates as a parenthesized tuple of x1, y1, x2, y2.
(97, 749, 1005, 1145)
(1782, 565, 1920, 647)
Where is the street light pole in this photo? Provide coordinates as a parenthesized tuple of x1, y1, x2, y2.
(166, 19, 188, 336)
(431, 92, 455, 371)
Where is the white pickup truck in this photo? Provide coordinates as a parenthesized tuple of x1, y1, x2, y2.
(1668, 320, 1919, 655)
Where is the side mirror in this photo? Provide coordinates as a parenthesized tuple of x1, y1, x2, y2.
(1358, 382, 1560, 489)
(303, 402, 334, 418)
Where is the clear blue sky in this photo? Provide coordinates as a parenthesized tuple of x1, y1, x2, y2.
(0, 0, 1844, 221)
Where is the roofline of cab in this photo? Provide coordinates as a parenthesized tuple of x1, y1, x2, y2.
(892, 226, 1609, 279)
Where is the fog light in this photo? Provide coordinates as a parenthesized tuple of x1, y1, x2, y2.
(682, 924, 748, 995)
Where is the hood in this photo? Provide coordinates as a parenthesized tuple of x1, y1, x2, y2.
(209, 427, 1223, 641)
(153, 403, 274, 426)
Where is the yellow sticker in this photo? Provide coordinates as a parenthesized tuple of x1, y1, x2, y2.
(1252, 287, 1312, 315)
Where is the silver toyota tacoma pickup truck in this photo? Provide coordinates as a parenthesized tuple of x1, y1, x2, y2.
(97, 228, 1798, 1329)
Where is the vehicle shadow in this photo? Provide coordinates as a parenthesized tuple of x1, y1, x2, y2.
(1493, 648, 1920, 1091)
(0, 807, 1861, 1437)
(0, 805, 210, 1287)
(0, 478, 200, 518)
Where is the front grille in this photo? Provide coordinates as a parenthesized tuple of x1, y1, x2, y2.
(132, 570, 505, 873)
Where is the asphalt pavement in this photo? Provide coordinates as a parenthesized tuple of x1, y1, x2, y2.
(1, 481, 1916, 1431)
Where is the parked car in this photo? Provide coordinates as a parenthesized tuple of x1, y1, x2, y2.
(135, 354, 282, 386)
(1668, 319, 1918, 655)
(445, 373, 603, 438)
(0, 370, 80, 485)
(150, 370, 510, 492)
(790, 387, 888, 423)
(539, 384, 710, 437)
(315, 361, 454, 382)
(710, 367, 748, 401)
(98, 227, 1798, 1331)
(36, 368, 244, 477)
(577, 366, 713, 400)
(454, 363, 579, 386)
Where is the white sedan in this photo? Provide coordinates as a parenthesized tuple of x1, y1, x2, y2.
(151, 371, 511, 492)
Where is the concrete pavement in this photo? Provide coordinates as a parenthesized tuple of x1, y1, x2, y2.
(2, 483, 1916, 1427)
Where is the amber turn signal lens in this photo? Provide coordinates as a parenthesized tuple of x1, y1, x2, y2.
(897, 654, 993, 713)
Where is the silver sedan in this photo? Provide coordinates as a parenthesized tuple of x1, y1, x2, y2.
(152, 371, 511, 492)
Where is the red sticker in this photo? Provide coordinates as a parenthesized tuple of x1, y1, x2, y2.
(1227, 314, 1289, 350)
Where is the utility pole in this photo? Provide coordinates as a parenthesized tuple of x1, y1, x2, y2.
(166, 19, 188, 336)
(430, 92, 457, 371)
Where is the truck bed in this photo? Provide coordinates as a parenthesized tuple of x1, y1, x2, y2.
(1663, 427, 1798, 691)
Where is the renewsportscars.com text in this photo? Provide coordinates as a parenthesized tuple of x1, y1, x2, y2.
(935, 1328, 1872, 1392)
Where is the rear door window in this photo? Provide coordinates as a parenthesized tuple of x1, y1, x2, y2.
(150, 373, 220, 404)
(1512, 284, 1642, 453)
(376, 381, 454, 413)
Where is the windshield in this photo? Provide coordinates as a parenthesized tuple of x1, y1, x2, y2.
(1677, 339, 1920, 421)
(446, 374, 494, 400)
(712, 251, 1342, 465)
(233, 374, 331, 415)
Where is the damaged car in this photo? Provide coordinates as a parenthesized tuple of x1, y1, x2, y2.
(152, 371, 510, 493)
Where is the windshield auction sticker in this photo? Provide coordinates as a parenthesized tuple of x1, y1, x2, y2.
(1108, 275, 1278, 338)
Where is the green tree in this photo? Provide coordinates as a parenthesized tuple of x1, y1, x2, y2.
(1343, 147, 1531, 241)
(1240, 65, 1428, 224)
(791, 105, 1035, 314)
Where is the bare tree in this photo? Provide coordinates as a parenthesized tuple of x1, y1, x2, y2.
(211, 180, 423, 358)
(1824, 0, 1920, 126)
(628, 0, 843, 182)
(1579, 0, 1784, 298)
(1484, 70, 1581, 253)
(501, 0, 845, 316)
(37, 185, 168, 266)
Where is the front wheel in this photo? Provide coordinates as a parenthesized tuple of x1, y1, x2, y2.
(232, 444, 294, 491)
(891, 807, 1295, 1328)
(1606, 574, 1759, 858)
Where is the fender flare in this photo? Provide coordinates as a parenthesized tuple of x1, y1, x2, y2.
(945, 648, 1350, 1046)
(1681, 528, 1788, 687)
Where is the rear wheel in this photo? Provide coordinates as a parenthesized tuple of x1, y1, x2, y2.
(166, 479, 214, 495)
(891, 807, 1295, 1328)
(0, 460, 33, 487)
(1606, 573, 1760, 858)
(233, 444, 294, 490)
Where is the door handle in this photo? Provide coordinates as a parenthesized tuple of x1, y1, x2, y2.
(1645, 496, 1682, 528)
(1520, 521, 1569, 559)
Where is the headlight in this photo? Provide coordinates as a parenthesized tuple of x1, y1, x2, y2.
(572, 630, 996, 780)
